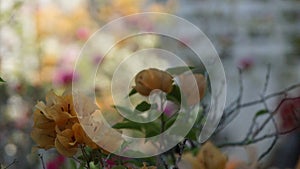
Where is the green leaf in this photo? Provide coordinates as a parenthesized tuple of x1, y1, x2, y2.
(69, 159, 77, 169)
(112, 121, 142, 131)
(128, 88, 137, 97)
(90, 161, 100, 169)
(186, 128, 197, 140)
(0, 77, 5, 83)
(166, 66, 194, 75)
(165, 114, 178, 130)
(113, 119, 161, 138)
(255, 109, 268, 117)
(144, 122, 161, 138)
(77, 155, 85, 161)
(135, 101, 151, 112)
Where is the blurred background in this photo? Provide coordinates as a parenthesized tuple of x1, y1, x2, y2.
(0, 0, 299, 168)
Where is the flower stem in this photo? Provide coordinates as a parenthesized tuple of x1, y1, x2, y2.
(80, 145, 90, 169)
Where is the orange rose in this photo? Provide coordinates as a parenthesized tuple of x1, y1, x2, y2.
(134, 68, 173, 96)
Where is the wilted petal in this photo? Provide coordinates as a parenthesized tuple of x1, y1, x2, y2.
(33, 109, 56, 129)
(46, 90, 63, 106)
(31, 127, 56, 150)
(55, 137, 78, 157)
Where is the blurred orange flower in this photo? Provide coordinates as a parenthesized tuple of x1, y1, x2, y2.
(177, 73, 206, 106)
(182, 141, 227, 169)
(140, 162, 157, 169)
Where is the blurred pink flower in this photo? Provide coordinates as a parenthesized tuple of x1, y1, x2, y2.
(92, 55, 103, 65)
(237, 57, 255, 70)
(53, 69, 79, 86)
(76, 27, 90, 40)
(46, 155, 65, 169)
(279, 97, 300, 130)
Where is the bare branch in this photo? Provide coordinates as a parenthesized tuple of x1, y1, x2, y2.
(218, 97, 300, 148)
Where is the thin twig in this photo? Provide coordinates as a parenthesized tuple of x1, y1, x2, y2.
(258, 116, 278, 161)
(218, 125, 300, 148)
(159, 154, 168, 169)
(217, 82, 300, 134)
(80, 145, 90, 169)
(175, 139, 187, 167)
(38, 154, 45, 169)
(261, 64, 271, 96)
(215, 69, 243, 133)
(3, 159, 17, 169)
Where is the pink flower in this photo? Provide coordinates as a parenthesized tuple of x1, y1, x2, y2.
(46, 155, 65, 169)
(76, 27, 90, 40)
(163, 101, 179, 117)
(53, 69, 79, 86)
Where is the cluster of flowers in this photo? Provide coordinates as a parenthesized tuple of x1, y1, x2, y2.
(31, 91, 99, 157)
(31, 68, 217, 168)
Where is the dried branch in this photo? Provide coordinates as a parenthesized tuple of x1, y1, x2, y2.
(216, 65, 300, 134)
(218, 97, 300, 149)
(213, 65, 300, 162)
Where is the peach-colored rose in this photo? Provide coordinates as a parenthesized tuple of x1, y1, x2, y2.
(134, 68, 173, 96)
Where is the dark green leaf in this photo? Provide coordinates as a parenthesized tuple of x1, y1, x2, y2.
(77, 155, 85, 161)
(112, 121, 142, 131)
(186, 128, 197, 140)
(135, 101, 151, 112)
(166, 66, 194, 75)
(255, 109, 268, 117)
(0, 77, 5, 83)
(165, 114, 178, 130)
(69, 159, 77, 169)
(144, 122, 161, 138)
(128, 88, 137, 97)
(113, 118, 161, 138)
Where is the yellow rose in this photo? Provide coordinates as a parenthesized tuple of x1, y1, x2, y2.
(134, 68, 173, 96)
